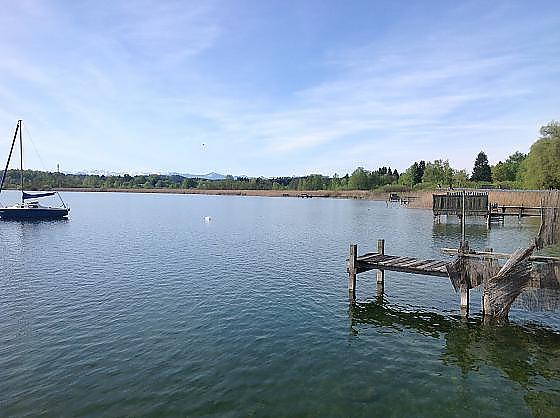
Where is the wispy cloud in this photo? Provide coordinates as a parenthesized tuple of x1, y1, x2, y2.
(0, 1, 558, 176)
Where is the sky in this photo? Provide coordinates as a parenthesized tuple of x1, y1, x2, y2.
(0, 0, 558, 177)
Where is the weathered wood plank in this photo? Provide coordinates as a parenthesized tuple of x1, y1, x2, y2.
(417, 260, 447, 271)
(426, 261, 449, 269)
(356, 251, 378, 260)
(396, 258, 431, 268)
(406, 259, 438, 269)
(356, 258, 449, 277)
(378, 256, 416, 266)
(375, 262, 449, 277)
(359, 254, 394, 263)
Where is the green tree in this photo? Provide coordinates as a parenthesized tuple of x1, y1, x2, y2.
(505, 151, 526, 178)
(348, 167, 371, 190)
(522, 121, 560, 189)
(422, 159, 453, 186)
(471, 151, 492, 182)
(399, 161, 424, 186)
(492, 152, 526, 183)
(453, 169, 470, 187)
(417, 161, 426, 183)
(492, 162, 509, 182)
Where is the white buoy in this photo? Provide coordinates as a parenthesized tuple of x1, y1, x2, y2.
(204, 216, 212, 223)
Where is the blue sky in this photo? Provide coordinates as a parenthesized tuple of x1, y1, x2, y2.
(0, 0, 558, 177)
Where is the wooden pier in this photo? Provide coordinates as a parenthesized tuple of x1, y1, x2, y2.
(347, 240, 472, 314)
(489, 205, 544, 221)
(347, 239, 560, 317)
(433, 191, 544, 229)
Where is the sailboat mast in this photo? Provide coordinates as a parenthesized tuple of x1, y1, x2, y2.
(19, 120, 24, 203)
(0, 120, 20, 194)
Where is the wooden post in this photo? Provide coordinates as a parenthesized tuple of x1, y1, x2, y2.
(461, 191, 466, 245)
(460, 285, 469, 316)
(348, 244, 357, 296)
(376, 239, 385, 285)
(482, 248, 493, 315)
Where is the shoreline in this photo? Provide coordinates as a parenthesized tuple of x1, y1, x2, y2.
(5, 187, 557, 209)
(54, 187, 392, 201)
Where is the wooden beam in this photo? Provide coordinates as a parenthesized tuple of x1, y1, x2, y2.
(440, 248, 560, 263)
(356, 260, 449, 277)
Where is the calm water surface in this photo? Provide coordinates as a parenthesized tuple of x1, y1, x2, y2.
(1, 191, 559, 417)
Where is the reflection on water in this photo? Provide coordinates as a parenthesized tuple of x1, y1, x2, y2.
(349, 298, 560, 416)
(432, 219, 489, 241)
(516, 289, 560, 312)
(431, 215, 540, 251)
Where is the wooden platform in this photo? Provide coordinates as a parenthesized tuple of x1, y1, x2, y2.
(347, 239, 560, 319)
(490, 205, 542, 219)
(347, 240, 469, 314)
(355, 252, 449, 277)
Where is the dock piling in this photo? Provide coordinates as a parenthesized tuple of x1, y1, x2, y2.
(348, 244, 357, 296)
(376, 239, 385, 285)
(460, 286, 469, 316)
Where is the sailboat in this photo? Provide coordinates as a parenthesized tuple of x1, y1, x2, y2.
(0, 120, 70, 220)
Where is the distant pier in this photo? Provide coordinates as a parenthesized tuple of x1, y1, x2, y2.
(433, 191, 544, 228)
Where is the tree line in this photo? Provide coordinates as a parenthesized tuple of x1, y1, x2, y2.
(0, 167, 401, 192)
(1, 121, 559, 192)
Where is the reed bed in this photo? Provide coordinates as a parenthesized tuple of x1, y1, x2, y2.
(406, 189, 560, 209)
(488, 190, 560, 207)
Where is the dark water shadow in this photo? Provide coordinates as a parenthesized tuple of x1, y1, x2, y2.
(0, 218, 69, 224)
(349, 298, 560, 416)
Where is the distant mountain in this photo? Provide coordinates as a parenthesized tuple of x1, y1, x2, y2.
(168, 172, 227, 180)
(70, 170, 227, 180)
(73, 169, 140, 176)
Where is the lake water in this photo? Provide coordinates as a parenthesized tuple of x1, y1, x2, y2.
(0, 191, 559, 417)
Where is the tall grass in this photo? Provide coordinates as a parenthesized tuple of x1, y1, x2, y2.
(405, 189, 560, 209)
(488, 190, 560, 207)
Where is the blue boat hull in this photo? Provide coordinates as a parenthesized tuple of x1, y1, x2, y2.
(0, 207, 69, 220)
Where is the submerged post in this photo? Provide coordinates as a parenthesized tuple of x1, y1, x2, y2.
(376, 239, 385, 297)
(376, 239, 385, 284)
(348, 244, 357, 296)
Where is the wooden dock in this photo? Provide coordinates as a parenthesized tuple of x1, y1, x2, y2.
(347, 240, 471, 314)
(489, 205, 543, 220)
(433, 192, 544, 229)
(347, 239, 560, 317)
(353, 252, 449, 277)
